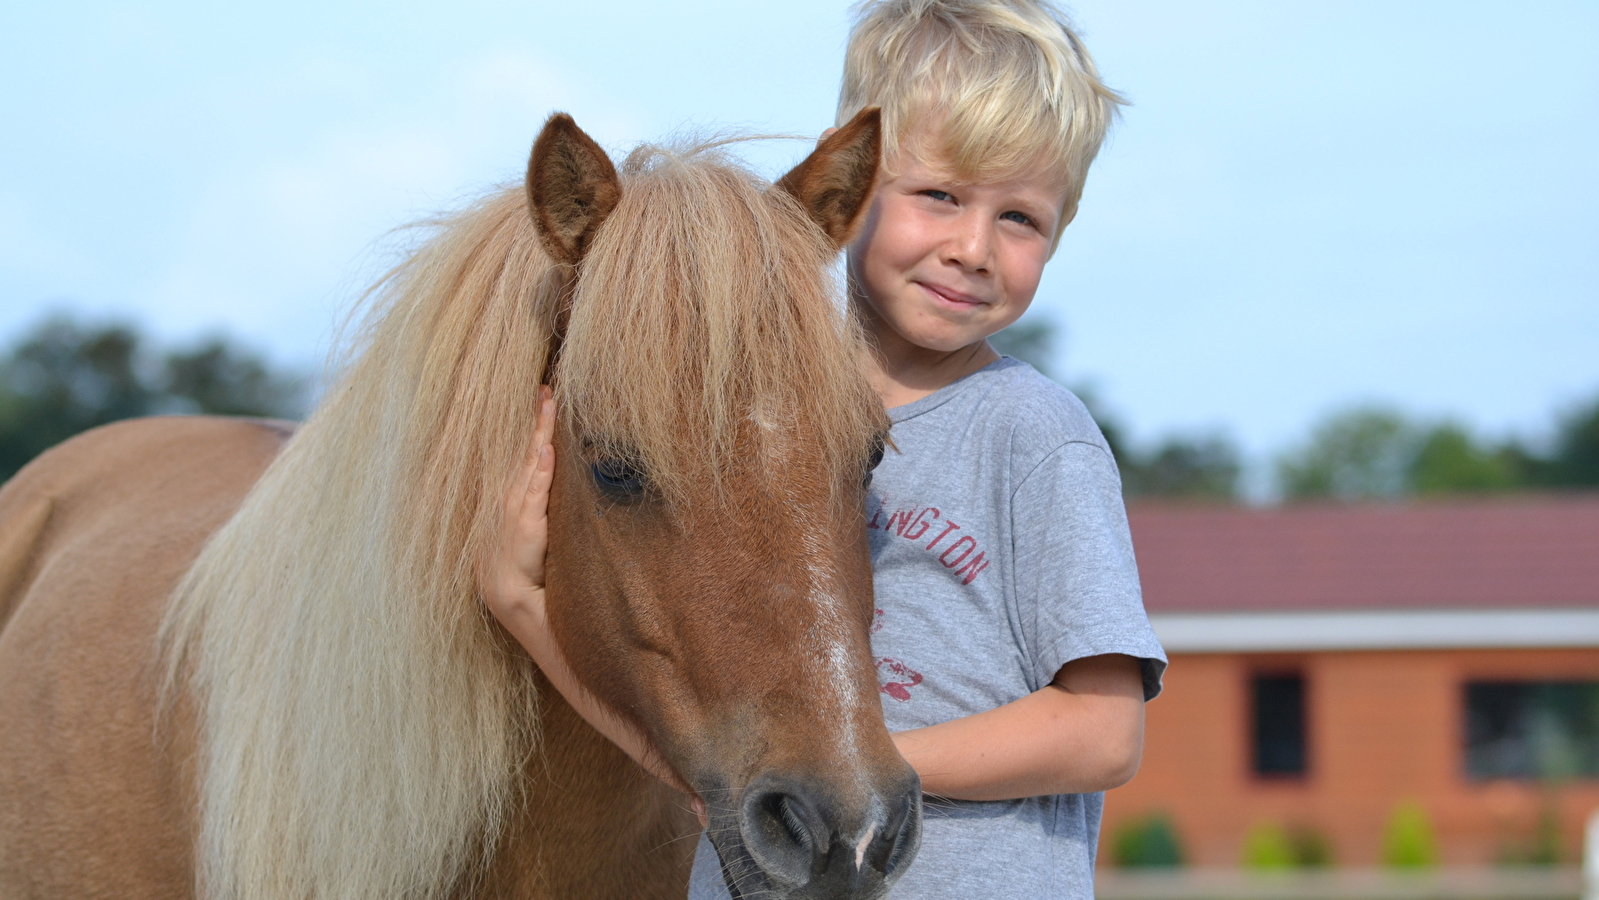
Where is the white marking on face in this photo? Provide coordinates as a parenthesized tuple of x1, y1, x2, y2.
(854, 825, 877, 870)
(803, 557, 868, 781)
(780, 427, 877, 793)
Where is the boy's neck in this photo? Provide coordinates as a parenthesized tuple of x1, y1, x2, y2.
(861, 327, 1001, 410)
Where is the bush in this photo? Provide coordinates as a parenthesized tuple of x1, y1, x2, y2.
(1381, 801, 1438, 869)
(1290, 824, 1334, 868)
(1242, 822, 1297, 870)
(1111, 813, 1185, 868)
(1241, 821, 1335, 869)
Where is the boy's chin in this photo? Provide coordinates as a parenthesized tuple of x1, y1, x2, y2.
(907, 332, 999, 356)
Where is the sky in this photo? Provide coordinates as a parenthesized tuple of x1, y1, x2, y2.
(3, 0, 1596, 471)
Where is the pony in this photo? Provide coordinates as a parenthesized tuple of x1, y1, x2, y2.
(0, 109, 921, 899)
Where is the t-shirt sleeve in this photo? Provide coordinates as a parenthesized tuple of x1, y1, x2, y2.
(1011, 440, 1167, 700)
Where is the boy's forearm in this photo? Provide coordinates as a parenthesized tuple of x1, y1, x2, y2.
(890, 654, 1145, 801)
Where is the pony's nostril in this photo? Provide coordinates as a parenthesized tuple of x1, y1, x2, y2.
(776, 795, 814, 853)
(740, 788, 828, 888)
(879, 791, 922, 879)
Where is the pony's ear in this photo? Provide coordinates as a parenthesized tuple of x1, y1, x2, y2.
(776, 107, 882, 248)
(526, 113, 622, 266)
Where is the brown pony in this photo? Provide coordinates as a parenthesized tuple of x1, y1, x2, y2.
(0, 110, 920, 899)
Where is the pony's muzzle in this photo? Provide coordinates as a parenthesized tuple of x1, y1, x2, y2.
(735, 769, 922, 897)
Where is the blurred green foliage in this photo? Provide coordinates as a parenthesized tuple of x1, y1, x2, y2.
(1242, 822, 1298, 870)
(1110, 812, 1186, 868)
(1241, 822, 1335, 870)
(0, 313, 307, 483)
(1381, 801, 1438, 869)
(1123, 433, 1241, 501)
(1291, 825, 1334, 868)
(1277, 408, 1415, 500)
(1276, 400, 1599, 502)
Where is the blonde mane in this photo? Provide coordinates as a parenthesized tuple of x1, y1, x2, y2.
(159, 138, 882, 900)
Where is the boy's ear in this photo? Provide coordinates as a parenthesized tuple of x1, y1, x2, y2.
(777, 107, 881, 248)
(526, 112, 622, 266)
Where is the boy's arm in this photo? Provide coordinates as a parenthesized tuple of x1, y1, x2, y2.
(890, 653, 1146, 800)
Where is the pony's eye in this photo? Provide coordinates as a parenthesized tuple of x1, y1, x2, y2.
(863, 434, 886, 490)
(591, 458, 648, 499)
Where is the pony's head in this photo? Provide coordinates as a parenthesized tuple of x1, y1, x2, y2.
(528, 111, 921, 899)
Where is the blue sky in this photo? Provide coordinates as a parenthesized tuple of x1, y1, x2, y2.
(3, 0, 1596, 467)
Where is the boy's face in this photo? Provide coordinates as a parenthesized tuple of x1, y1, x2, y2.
(847, 147, 1067, 357)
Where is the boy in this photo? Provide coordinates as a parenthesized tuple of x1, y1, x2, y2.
(690, 1, 1167, 896)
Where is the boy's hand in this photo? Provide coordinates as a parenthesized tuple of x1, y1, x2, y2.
(484, 387, 558, 605)
(480, 388, 706, 825)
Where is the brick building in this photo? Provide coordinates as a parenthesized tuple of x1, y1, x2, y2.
(1103, 496, 1599, 867)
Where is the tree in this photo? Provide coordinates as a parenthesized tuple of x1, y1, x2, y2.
(1124, 434, 1242, 500)
(0, 317, 151, 477)
(1544, 397, 1599, 488)
(1409, 423, 1518, 495)
(1272, 399, 1599, 501)
(0, 313, 307, 483)
(163, 338, 305, 417)
(1277, 407, 1418, 501)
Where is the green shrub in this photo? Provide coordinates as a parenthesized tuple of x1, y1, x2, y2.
(1242, 822, 1335, 869)
(1381, 801, 1438, 869)
(1289, 825, 1334, 868)
(1111, 813, 1185, 868)
(1242, 822, 1297, 870)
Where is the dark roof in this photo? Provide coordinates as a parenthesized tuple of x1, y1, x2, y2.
(1127, 495, 1599, 614)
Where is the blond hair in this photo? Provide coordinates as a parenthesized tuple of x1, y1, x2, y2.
(838, 0, 1124, 235)
(160, 137, 881, 900)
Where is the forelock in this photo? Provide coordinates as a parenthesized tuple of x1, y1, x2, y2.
(555, 139, 885, 506)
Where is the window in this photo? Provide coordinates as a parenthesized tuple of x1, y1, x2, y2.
(1252, 673, 1307, 777)
(1465, 681, 1599, 779)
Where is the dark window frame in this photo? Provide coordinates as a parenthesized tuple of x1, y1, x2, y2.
(1251, 669, 1310, 780)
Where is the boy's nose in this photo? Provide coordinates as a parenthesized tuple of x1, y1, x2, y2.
(942, 218, 992, 274)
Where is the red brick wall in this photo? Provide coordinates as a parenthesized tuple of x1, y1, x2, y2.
(1102, 648, 1599, 867)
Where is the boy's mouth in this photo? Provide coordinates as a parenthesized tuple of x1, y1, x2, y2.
(916, 281, 986, 309)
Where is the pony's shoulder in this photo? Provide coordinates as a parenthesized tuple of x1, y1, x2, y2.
(0, 415, 296, 633)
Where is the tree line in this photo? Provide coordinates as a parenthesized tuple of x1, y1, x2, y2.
(989, 319, 1599, 502)
(0, 314, 307, 482)
(1, 312, 1594, 502)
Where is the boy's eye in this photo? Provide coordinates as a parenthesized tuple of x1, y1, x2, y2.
(920, 189, 954, 203)
(1001, 210, 1036, 228)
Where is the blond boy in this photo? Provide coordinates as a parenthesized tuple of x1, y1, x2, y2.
(686, 1, 1166, 896)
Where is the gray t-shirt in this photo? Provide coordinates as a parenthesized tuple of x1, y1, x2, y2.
(689, 357, 1166, 900)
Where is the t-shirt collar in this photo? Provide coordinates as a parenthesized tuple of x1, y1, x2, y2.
(887, 357, 1024, 424)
